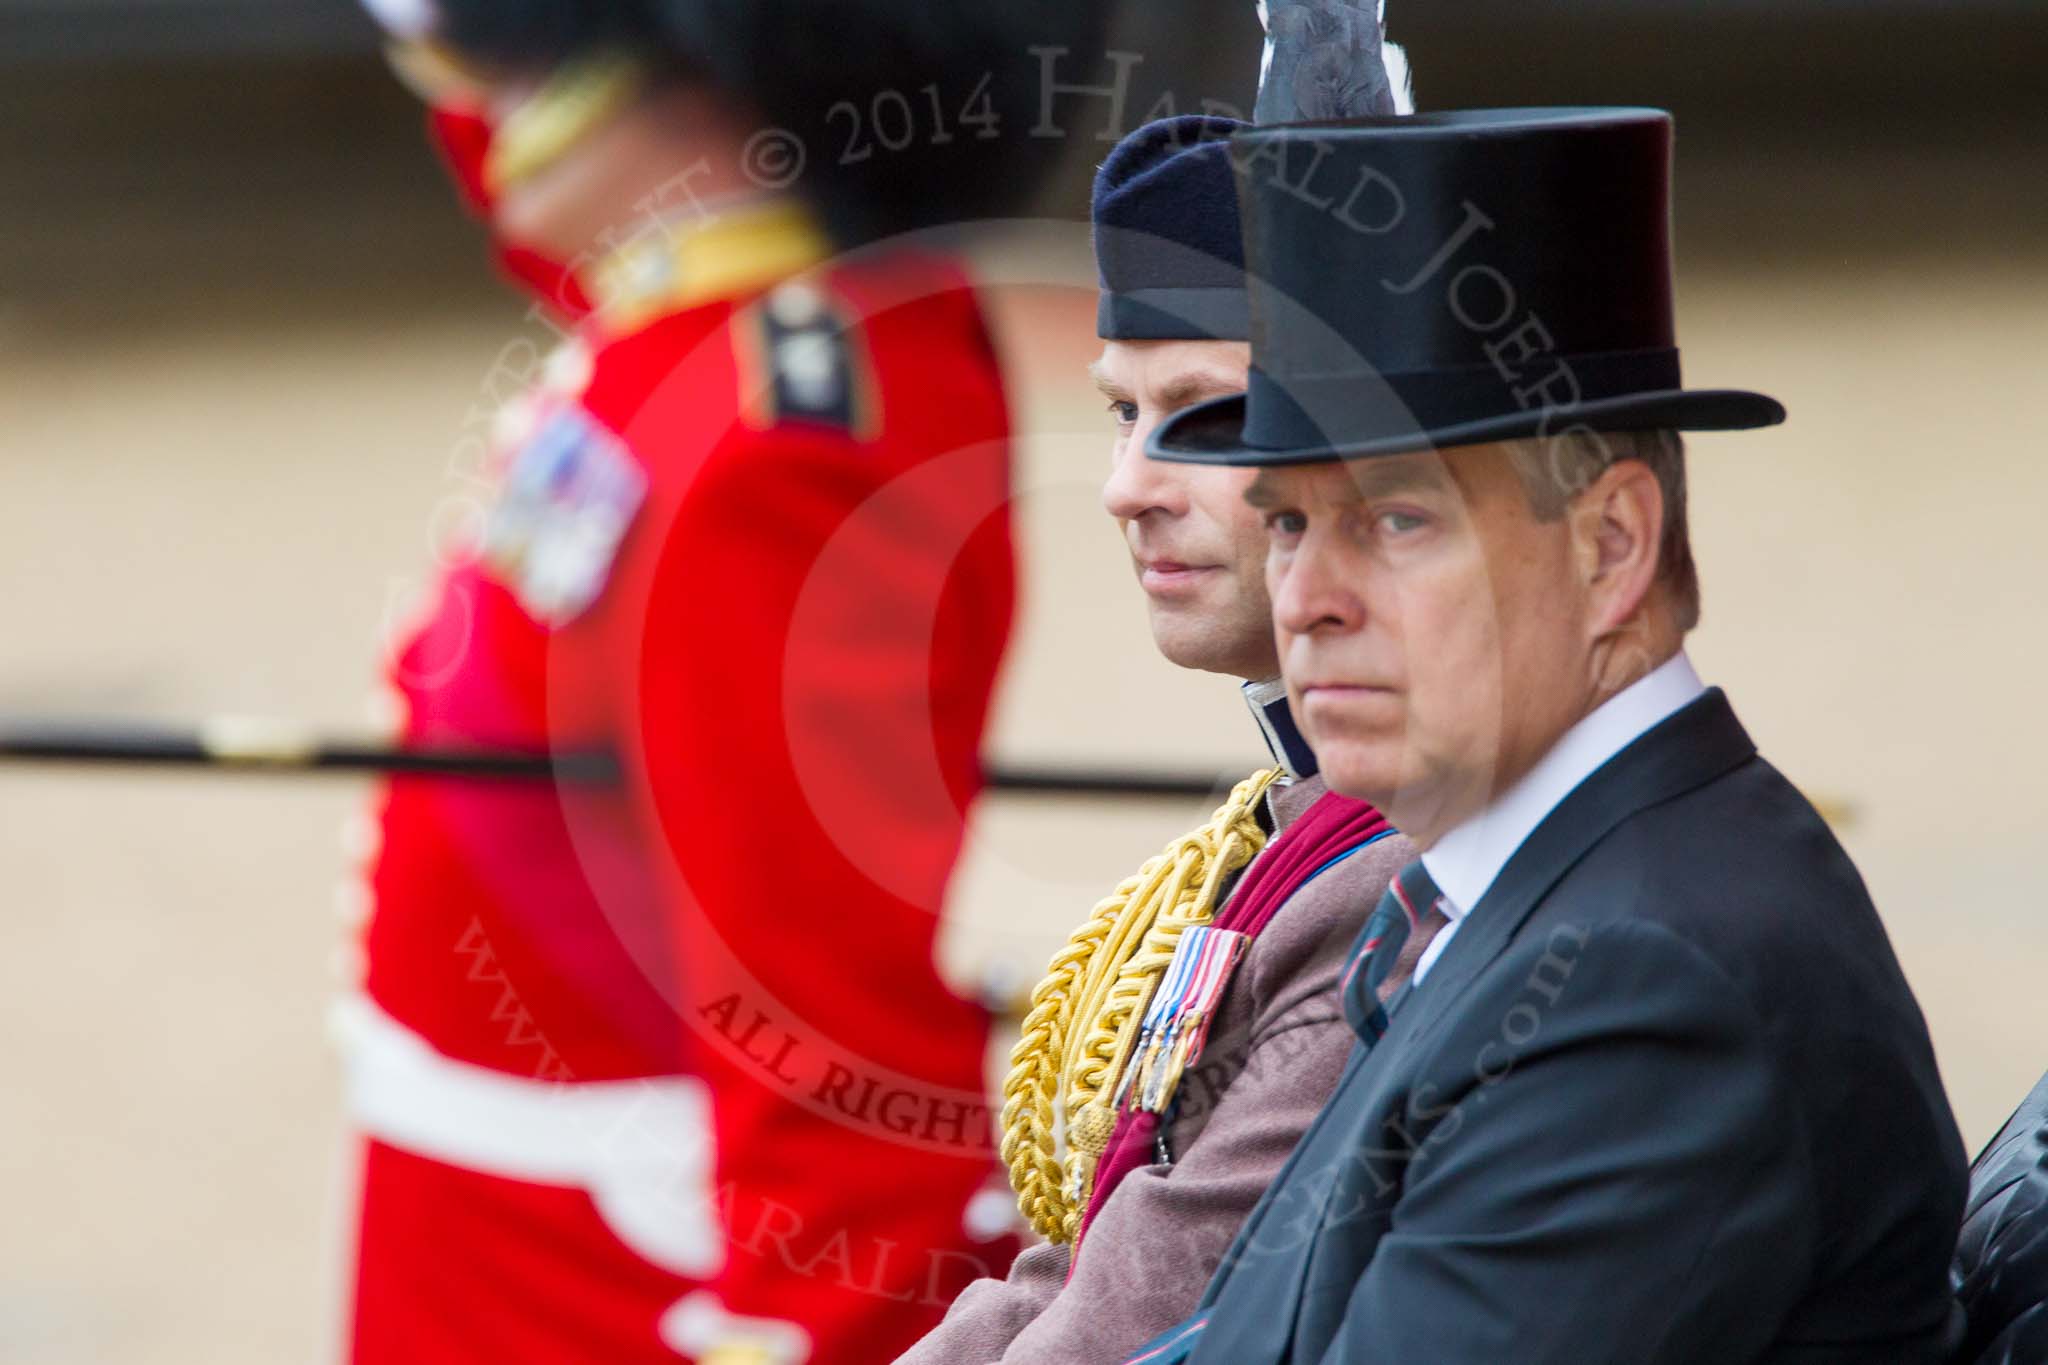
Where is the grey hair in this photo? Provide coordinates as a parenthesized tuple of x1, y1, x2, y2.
(1503, 428, 1700, 632)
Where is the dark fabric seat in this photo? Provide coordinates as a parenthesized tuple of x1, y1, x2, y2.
(1954, 1070, 2048, 1362)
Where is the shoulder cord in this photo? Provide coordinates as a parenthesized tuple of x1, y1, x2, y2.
(998, 768, 1282, 1243)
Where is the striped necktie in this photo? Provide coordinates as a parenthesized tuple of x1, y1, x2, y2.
(1341, 859, 1452, 1043)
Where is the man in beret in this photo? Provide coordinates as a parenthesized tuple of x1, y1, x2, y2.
(898, 114, 1414, 1365)
(341, 2, 1103, 1361)
(1133, 107, 1968, 1364)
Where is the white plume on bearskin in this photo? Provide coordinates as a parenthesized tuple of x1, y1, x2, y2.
(359, 0, 438, 38)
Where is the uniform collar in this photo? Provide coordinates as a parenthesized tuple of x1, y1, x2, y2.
(1421, 651, 1706, 919)
(1242, 677, 1318, 780)
(581, 197, 835, 334)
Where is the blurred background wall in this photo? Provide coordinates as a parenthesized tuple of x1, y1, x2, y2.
(0, 2, 2042, 1361)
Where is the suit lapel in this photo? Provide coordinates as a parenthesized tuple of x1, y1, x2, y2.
(1381, 689, 1757, 1063)
(1202, 695, 1757, 1361)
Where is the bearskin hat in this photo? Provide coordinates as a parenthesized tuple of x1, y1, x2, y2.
(370, 0, 1115, 245)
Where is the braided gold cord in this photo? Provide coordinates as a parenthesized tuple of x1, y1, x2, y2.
(999, 769, 1281, 1242)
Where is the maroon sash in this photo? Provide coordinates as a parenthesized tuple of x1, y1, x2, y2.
(1070, 790, 1392, 1258)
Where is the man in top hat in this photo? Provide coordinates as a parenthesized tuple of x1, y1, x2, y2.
(341, 2, 1103, 1361)
(899, 110, 1416, 1365)
(1128, 108, 1967, 1363)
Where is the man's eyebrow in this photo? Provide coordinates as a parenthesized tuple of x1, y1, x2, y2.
(1157, 371, 1245, 413)
(1087, 362, 1131, 400)
(1343, 454, 1451, 499)
(1242, 454, 1447, 511)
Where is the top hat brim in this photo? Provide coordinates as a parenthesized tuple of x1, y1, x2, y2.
(1147, 387, 1786, 466)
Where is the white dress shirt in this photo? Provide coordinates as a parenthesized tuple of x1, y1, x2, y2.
(1412, 651, 1707, 986)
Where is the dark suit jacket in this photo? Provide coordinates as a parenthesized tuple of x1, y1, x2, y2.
(1183, 690, 1967, 1364)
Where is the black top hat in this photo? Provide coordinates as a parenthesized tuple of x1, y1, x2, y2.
(1150, 108, 1785, 466)
(1092, 116, 1250, 342)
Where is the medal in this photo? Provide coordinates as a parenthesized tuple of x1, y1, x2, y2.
(1131, 925, 1249, 1117)
(483, 405, 647, 626)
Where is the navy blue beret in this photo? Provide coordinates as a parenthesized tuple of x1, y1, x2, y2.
(1091, 115, 1249, 341)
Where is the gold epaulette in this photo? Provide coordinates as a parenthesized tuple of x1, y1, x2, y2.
(998, 768, 1282, 1243)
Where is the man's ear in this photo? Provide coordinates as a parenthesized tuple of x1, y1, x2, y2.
(1571, 458, 1665, 638)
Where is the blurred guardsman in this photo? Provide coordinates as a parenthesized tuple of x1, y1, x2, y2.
(341, 2, 1104, 1361)
(1130, 108, 1968, 1364)
(897, 111, 1416, 1365)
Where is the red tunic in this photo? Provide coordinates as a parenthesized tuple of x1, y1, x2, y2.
(342, 198, 1019, 1362)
